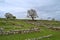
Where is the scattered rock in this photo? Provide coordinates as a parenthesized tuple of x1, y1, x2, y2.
(25, 34, 53, 40)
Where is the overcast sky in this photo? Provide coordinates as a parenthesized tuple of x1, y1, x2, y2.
(0, 0, 60, 20)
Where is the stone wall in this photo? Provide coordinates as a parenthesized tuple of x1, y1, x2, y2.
(0, 27, 40, 35)
(25, 34, 53, 40)
(48, 27, 60, 30)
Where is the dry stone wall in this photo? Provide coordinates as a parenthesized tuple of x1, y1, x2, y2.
(0, 27, 40, 35)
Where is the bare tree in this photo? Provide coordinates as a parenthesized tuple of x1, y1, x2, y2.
(27, 9, 38, 20)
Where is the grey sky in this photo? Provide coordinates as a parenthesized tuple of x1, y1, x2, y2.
(0, 0, 60, 20)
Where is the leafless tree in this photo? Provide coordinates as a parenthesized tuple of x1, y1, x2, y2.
(27, 9, 38, 20)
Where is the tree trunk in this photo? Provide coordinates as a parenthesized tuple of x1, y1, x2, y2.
(32, 17, 34, 21)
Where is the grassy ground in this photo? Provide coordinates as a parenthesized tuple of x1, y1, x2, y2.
(0, 18, 60, 40)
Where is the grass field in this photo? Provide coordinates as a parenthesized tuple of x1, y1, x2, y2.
(0, 18, 60, 40)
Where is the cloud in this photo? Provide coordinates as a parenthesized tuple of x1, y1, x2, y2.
(34, 0, 60, 20)
(0, 0, 60, 20)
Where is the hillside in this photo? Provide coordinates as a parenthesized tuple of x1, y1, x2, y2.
(0, 18, 60, 40)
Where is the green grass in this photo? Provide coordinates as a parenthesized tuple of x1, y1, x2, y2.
(0, 18, 60, 40)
